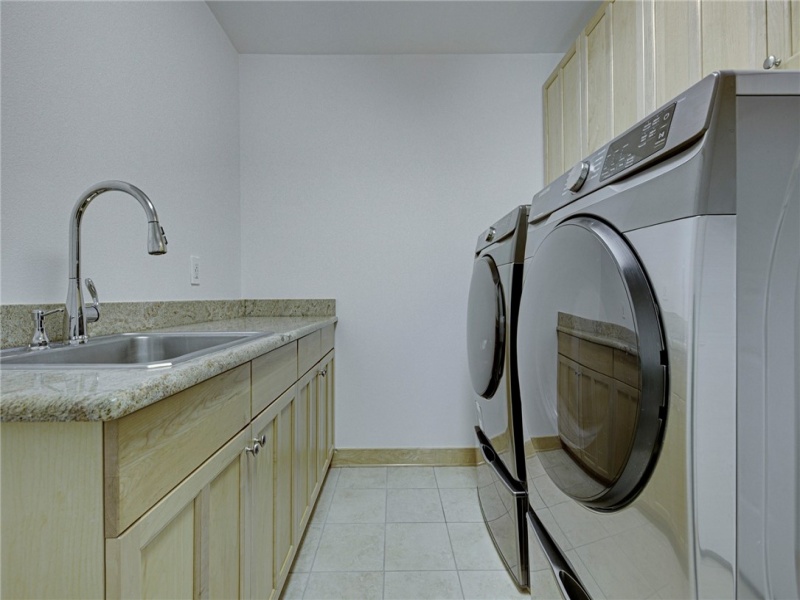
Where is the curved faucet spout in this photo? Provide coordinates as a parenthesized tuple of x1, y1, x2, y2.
(66, 180, 168, 344)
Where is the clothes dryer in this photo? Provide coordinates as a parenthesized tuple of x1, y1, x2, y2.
(467, 205, 529, 590)
(517, 71, 799, 600)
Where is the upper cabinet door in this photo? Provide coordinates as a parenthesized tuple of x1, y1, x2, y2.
(544, 72, 564, 184)
(767, 0, 800, 69)
(584, 3, 614, 155)
(562, 42, 585, 170)
(543, 41, 583, 184)
(651, 0, 702, 108)
(701, 0, 768, 73)
(611, 0, 646, 136)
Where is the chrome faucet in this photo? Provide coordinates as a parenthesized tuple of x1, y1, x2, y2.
(65, 181, 168, 344)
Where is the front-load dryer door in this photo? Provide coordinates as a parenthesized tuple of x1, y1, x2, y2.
(518, 216, 668, 511)
(467, 255, 506, 400)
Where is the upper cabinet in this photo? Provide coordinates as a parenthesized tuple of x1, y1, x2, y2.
(584, 3, 614, 156)
(543, 0, 799, 185)
(767, 0, 800, 70)
(544, 42, 583, 184)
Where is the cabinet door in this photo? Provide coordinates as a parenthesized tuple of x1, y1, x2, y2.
(106, 428, 249, 600)
(562, 42, 585, 169)
(767, 0, 800, 69)
(295, 368, 317, 538)
(651, 0, 702, 108)
(544, 71, 564, 184)
(317, 351, 335, 475)
(701, 0, 767, 73)
(611, 0, 645, 135)
(584, 2, 614, 155)
(251, 385, 297, 600)
(274, 386, 297, 595)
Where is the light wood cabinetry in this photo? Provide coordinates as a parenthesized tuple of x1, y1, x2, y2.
(250, 385, 297, 600)
(584, 3, 613, 155)
(104, 364, 251, 538)
(612, 0, 645, 136)
(543, 0, 799, 184)
(1, 422, 105, 599)
(543, 42, 583, 183)
(105, 428, 249, 599)
(1, 325, 335, 600)
(767, 0, 800, 69)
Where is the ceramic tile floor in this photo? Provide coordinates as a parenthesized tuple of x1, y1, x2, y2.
(280, 465, 542, 600)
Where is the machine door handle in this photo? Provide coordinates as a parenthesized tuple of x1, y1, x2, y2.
(526, 509, 592, 600)
(474, 426, 526, 497)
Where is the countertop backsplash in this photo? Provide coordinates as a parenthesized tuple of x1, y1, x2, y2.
(0, 299, 335, 349)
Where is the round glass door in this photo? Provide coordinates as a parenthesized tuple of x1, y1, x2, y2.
(518, 216, 668, 510)
(467, 255, 506, 399)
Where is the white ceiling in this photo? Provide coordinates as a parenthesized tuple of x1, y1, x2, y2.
(207, 1, 602, 55)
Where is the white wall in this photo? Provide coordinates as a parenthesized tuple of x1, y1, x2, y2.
(240, 54, 560, 448)
(0, 1, 240, 304)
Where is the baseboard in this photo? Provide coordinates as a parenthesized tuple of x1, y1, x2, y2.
(332, 447, 480, 467)
(525, 436, 561, 457)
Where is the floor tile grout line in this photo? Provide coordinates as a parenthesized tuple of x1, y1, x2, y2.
(438, 474, 468, 599)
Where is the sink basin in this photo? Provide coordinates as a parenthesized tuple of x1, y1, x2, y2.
(0, 332, 273, 370)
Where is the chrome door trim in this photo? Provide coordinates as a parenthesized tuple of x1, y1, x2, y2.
(532, 216, 668, 510)
(467, 255, 506, 399)
(564, 217, 668, 510)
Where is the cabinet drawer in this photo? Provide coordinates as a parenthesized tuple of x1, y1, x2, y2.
(298, 330, 321, 377)
(252, 341, 297, 415)
(298, 326, 335, 378)
(104, 364, 251, 537)
(320, 324, 335, 355)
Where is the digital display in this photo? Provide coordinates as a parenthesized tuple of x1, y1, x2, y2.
(600, 103, 676, 181)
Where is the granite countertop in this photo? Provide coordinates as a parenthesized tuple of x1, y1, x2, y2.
(0, 316, 336, 423)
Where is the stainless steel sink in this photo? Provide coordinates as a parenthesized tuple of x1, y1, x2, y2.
(0, 332, 273, 370)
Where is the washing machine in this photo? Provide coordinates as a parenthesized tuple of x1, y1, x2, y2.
(516, 70, 800, 600)
(467, 204, 530, 591)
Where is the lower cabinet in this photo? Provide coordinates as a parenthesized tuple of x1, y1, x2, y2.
(0, 325, 335, 600)
(250, 385, 297, 600)
(106, 428, 250, 599)
(294, 350, 336, 540)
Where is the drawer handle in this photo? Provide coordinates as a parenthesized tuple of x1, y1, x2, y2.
(245, 441, 262, 456)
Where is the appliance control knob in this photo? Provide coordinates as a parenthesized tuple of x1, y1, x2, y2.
(566, 161, 590, 193)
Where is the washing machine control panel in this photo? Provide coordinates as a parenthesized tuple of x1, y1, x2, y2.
(600, 103, 676, 181)
(531, 72, 721, 223)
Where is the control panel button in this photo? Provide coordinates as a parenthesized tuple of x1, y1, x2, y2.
(600, 102, 676, 182)
(565, 161, 590, 193)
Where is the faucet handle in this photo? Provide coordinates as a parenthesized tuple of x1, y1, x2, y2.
(84, 278, 100, 323)
(30, 307, 64, 350)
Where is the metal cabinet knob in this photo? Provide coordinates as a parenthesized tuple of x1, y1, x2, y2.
(764, 55, 782, 70)
(319, 368, 327, 377)
(257, 434, 266, 446)
(245, 441, 261, 456)
(485, 227, 496, 242)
